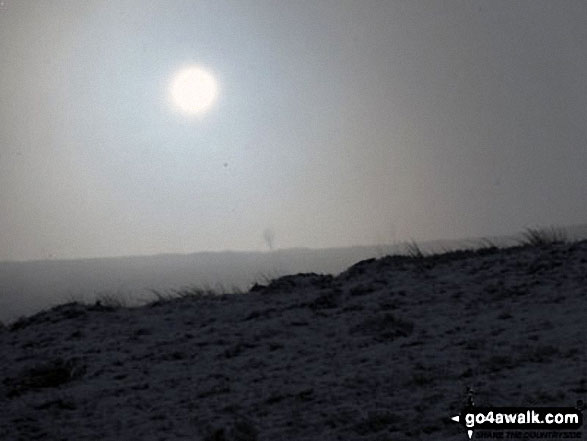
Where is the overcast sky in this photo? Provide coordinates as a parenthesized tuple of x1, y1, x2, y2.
(1, 0, 586, 261)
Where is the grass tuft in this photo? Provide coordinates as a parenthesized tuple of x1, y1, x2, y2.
(94, 291, 128, 309)
(149, 284, 226, 306)
(404, 240, 425, 259)
(519, 227, 568, 247)
(476, 237, 499, 250)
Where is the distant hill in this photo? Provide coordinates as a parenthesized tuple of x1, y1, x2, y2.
(1, 223, 586, 324)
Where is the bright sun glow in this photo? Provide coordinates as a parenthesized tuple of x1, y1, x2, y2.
(169, 66, 218, 116)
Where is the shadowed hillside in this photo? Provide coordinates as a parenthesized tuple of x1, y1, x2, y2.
(0, 237, 585, 440)
(2, 223, 587, 325)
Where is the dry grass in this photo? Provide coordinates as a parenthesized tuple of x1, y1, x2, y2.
(519, 227, 568, 247)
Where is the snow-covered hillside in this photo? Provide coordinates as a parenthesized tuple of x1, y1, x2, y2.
(1, 241, 585, 440)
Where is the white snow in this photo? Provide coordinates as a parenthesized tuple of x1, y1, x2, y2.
(1, 241, 585, 440)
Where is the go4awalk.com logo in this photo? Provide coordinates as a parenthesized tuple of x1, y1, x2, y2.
(451, 402, 583, 439)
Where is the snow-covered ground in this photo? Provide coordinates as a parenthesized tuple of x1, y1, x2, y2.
(1, 241, 585, 440)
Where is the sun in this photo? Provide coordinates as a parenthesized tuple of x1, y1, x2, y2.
(169, 66, 218, 116)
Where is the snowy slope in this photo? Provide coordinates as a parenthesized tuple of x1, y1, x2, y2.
(1, 241, 585, 440)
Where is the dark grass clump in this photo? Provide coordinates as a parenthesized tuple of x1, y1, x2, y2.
(519, 227, 568, 247)
(405, 240, 426, 260)
(149, 285, 222, 307)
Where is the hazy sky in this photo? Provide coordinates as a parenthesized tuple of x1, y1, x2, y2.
(1, 0, 586, 261)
